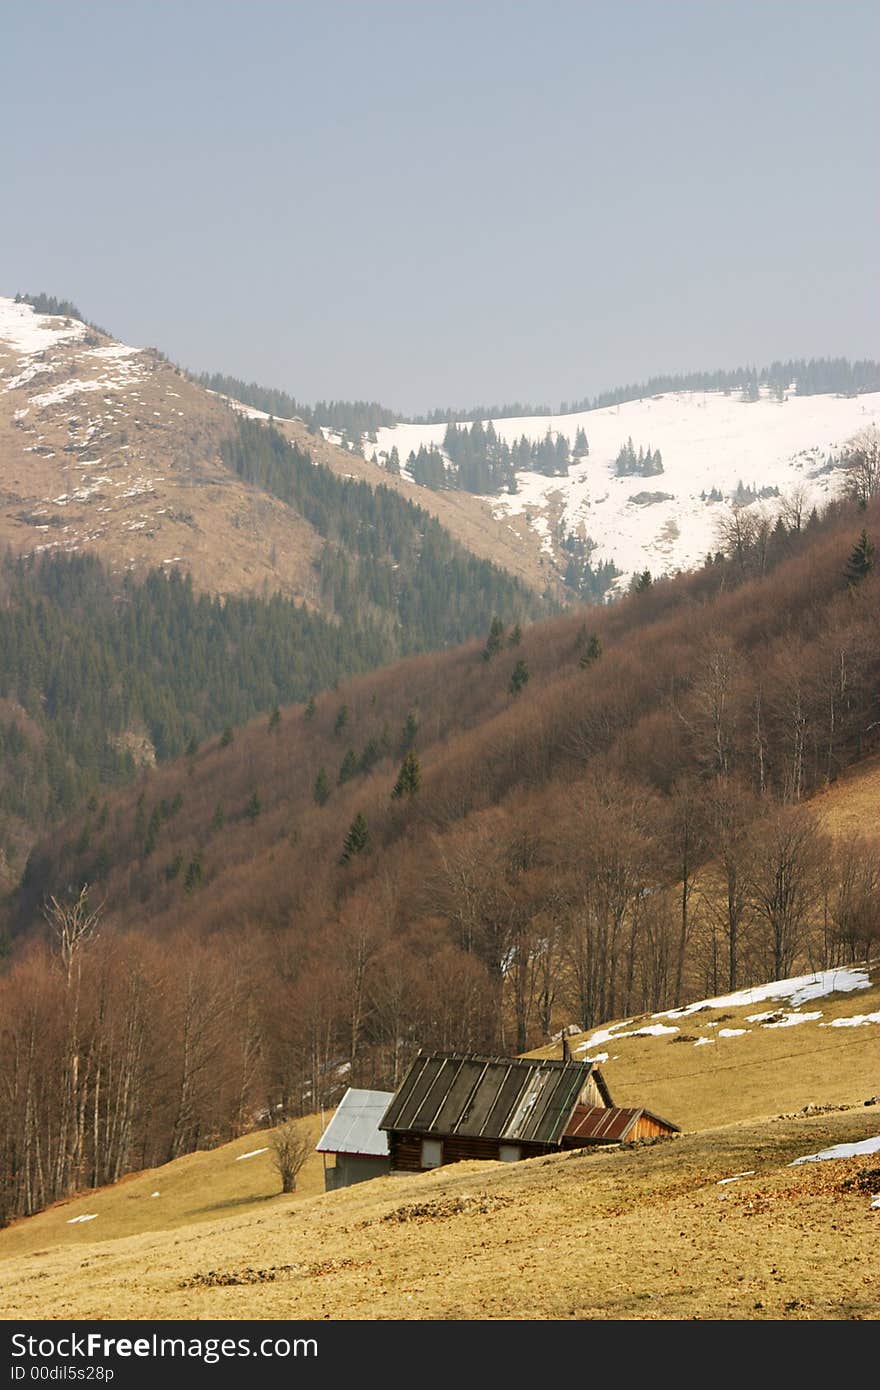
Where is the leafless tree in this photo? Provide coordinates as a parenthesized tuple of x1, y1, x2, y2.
(748, 808, 827, 978)
(715, 505, 761, 570)
(270, 1119, 312, 1193)
(780, 484, 809, 534)
(841, 425, 880, 507)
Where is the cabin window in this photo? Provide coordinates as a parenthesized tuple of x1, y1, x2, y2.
(420, 1138, 443, 1168)
(498, 1144, 521, 1163)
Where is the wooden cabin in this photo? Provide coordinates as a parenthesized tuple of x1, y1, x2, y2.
(562, 1105, 679, 1147)
(379, 1052, 613, 1173)
(316, 1087, 394, 1190)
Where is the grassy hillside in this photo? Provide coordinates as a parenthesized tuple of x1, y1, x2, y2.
(1, 964, 876, 1320)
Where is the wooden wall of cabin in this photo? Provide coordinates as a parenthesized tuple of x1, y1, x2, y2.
(388, 1131, 553, 1173)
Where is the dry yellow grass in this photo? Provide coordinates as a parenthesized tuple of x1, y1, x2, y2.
(1, 1108, 877, 1321)
(808, 753, 880, 840)
(0, 338, 324, 602)
(1, 968, 877, 1320)
(529, 965, 880, 1132)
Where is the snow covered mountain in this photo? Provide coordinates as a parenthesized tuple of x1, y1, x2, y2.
(363, 387, 880, 591)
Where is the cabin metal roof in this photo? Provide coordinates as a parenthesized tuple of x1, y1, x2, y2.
(564, 1105, 680, 1143)
(379, 1053, 604, 1146)
(316, 1088, 394, 1157)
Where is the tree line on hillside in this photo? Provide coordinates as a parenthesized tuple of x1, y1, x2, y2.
(195, 371, 400, 439)
(396, 423, 590, 494)
(220, 418, 543, 648)
(0, 551, 388, 848)
(0, 467, 540, 859)
(563, 358, 880, 413)
(14, 292, 110, 338)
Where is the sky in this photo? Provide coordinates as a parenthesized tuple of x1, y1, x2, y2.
(3, 1, 878, 414)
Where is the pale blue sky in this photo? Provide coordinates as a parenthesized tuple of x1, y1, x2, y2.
(3, 1, 877, 413)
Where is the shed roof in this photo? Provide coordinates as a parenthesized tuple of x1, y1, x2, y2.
(379, 1053, 608, 1146)
(316, 1088, 394, 1157)
(564, 1105, 680, 1143)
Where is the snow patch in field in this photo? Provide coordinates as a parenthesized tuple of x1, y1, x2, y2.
(234, 1147, 269, 1162)
(657, 967, 870, 1020)
(575, 1019, 635, 1051)
(576, 1018, 676, 1049)
(791, 1136, 880, 1166)
(717, 1171, 755, 1185)
(693, 1037, 711, 1047)
(718, 1028, 750, 1037)
(88, 343, 139, 363)
(760, 1011, 823, 1029)
(66, 1213, 98, 1224)
(821, 1011, 880, 1029)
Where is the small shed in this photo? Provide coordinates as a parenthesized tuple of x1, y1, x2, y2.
(316, 1087, 394, 1190)
(379, 1052, 613, 1173)
(562, 1105, 679, 1147)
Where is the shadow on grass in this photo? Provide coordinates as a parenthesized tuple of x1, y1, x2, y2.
(190, 1193, 285, 1217)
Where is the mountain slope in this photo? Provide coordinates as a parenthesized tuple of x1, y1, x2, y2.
(365, 387, 880, 588)
(0, 296, 325, 598)
(0, 295, 557, 600)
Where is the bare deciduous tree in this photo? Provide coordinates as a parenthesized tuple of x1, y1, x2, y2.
(748, 809, 827, 979)
(841, 425, 880, 507)
(270, 1120, 312, 1193)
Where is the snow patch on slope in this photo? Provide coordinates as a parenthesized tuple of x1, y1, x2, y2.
(0, 297, 87, 366)
(363, 390, 880, 585)
(655, 967, 870, 1019)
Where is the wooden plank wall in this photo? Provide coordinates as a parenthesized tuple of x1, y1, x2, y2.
(389, 1131, 552, 1172)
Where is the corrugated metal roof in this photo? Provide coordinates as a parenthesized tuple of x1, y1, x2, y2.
(379, 1054, 604, 1146)
(564, 1105, 680, 1142)
(316, 1088, 394, 1156)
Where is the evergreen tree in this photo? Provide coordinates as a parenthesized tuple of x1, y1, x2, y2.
(144, 806, 161, 856)
(359, 739, 381, 774)
(338, 749, 359, 784)
(313, 767, 330, 806)
(334, 704, 349, 736)
(482, 616, 506, 661)
(245, 790, 261, 821)
(579, 634, 602, 667)
(507, 623, 522, 648)
(220, 726, 234, 748)
(509, 658, 530, 696)
(269, 704, 281, 731)
(210, 801, 225, 831)
(184, 854, 203, 892)
(340, 811, 370, 864)
(401, 709, 419, 750)
(844, 529, 875, 586)
(304, 695, 317, 720)
(391, 751, 421, 799)
(633, 570, 653, 592)
(185, 735, 199, 758)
